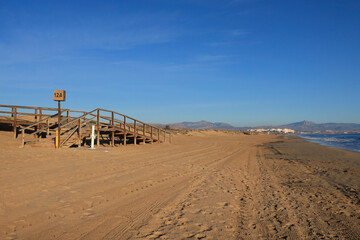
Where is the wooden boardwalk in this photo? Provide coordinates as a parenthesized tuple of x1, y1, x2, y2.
(0, 105, 171, 148)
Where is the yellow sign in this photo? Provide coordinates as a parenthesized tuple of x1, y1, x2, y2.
(53, 90, 66, 101)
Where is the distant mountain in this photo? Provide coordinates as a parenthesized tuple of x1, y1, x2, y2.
(280, 120, 360, 132)
(154, 120, 360, 133)
(283, 120, 316, 128)
(154, 120, 236, 130)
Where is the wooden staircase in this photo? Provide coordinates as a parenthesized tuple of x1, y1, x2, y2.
(0, 105, 171, 148)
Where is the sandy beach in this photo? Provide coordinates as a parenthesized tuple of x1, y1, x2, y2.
(0, 131, 360, 239)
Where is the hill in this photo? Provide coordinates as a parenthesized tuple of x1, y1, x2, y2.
(153, 120, 236, 130)
(155, 120, 360, 133)
(280, 121, 360, 132)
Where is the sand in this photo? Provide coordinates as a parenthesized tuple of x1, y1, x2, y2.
(0, 131, 359, 239)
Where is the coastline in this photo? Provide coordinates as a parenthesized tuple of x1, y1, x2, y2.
(266, 135, 360, 189)
(296, 133, 360, 153)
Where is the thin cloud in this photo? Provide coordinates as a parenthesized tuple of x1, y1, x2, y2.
(195, 54, 230, 62)
(0, 10, 182, 65)
(231, 29, 249, 36)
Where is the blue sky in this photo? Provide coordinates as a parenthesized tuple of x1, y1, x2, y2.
(0, 0, 359, 126)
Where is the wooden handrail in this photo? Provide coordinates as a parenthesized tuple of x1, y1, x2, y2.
(0, 110, 13, 114)
(20, 110, 67, 132)
(99, 108, 170, 134)
(60, 109, 99, 129)
(0, 104, 68, 111)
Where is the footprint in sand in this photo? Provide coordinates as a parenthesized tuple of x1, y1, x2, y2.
(4, 233, 17, 240)
(82, 209, 95, 217)
(216, 202, 229, 208)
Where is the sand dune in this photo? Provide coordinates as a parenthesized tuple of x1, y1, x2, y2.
(0, 131, 359, 239)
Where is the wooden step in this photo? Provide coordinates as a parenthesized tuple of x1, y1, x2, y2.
(25, 141, 55, 148)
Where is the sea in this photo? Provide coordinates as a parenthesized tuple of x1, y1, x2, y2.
(298, 133, 360, 153)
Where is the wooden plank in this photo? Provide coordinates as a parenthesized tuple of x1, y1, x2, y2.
(110, 112, 114, 147)
(34, 108, 38, 139)
(0, 110, 13, 114)
(97, 109, 100, 147)
(151, 126, 153, 143)
(0, 104, 62, 111)
(134, 120, 137, 145)
(78, 118, 82, 146)
(34, 108, 38, 122)
(111, 132, 114, 147)
(57, 102, 61, 148)
(0, 119, 32, 125)
(13, 107, 17, 139)
(14, 112, 45, 117)
(111, 111, 114, 127)
(46, 119, 49, 136)
(21, 130, 24, 147)
(38, 109, 43, 141)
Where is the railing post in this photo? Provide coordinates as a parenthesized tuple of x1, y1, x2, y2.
(13, 107, 17, 139)
(150, 126, 153, 144)
(111, 112, 115, 147)
(169, 133, 172, 143)
(67, 110, 70, 123)
(158, 129, 160, 142)
(134, 120, 137, 145)
(46, 119, 49, 136)
(97, 109, 100, 147)
(57, 102, 61, 148)
(78, 118, 81, 147)
(111, 132, 115, 147)
(123, 116, 127, 146)
(34, 108, 38, 138)
(143, 124, 146, 144)
(164, 130, 166, 142)
(34, 108, 38, 122)
(38, 108, 43, 141)
(21, 130, 24, 148)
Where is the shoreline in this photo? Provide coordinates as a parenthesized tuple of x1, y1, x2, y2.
(296, 133, 360, 153)
(266, 135, 360, 188)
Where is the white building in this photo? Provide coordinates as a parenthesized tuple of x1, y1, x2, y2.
(250, 128, 295, 134)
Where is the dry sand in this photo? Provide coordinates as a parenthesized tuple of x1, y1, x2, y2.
(0, 131, 359, 239)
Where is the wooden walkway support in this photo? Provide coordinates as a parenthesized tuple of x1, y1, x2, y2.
(0, 105, 171, 148)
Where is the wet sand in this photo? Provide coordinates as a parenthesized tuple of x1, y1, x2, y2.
(0, 131, 359, 239)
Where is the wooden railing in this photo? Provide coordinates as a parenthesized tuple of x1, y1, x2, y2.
(59, 109, 99, 147)
(97, 108, 171, 144)
(0, 105, 171, 148)
(19, 109, 68, 147)
(0, 104, 68, 138)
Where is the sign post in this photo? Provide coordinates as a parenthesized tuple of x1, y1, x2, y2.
(53, 90, 66, 149)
